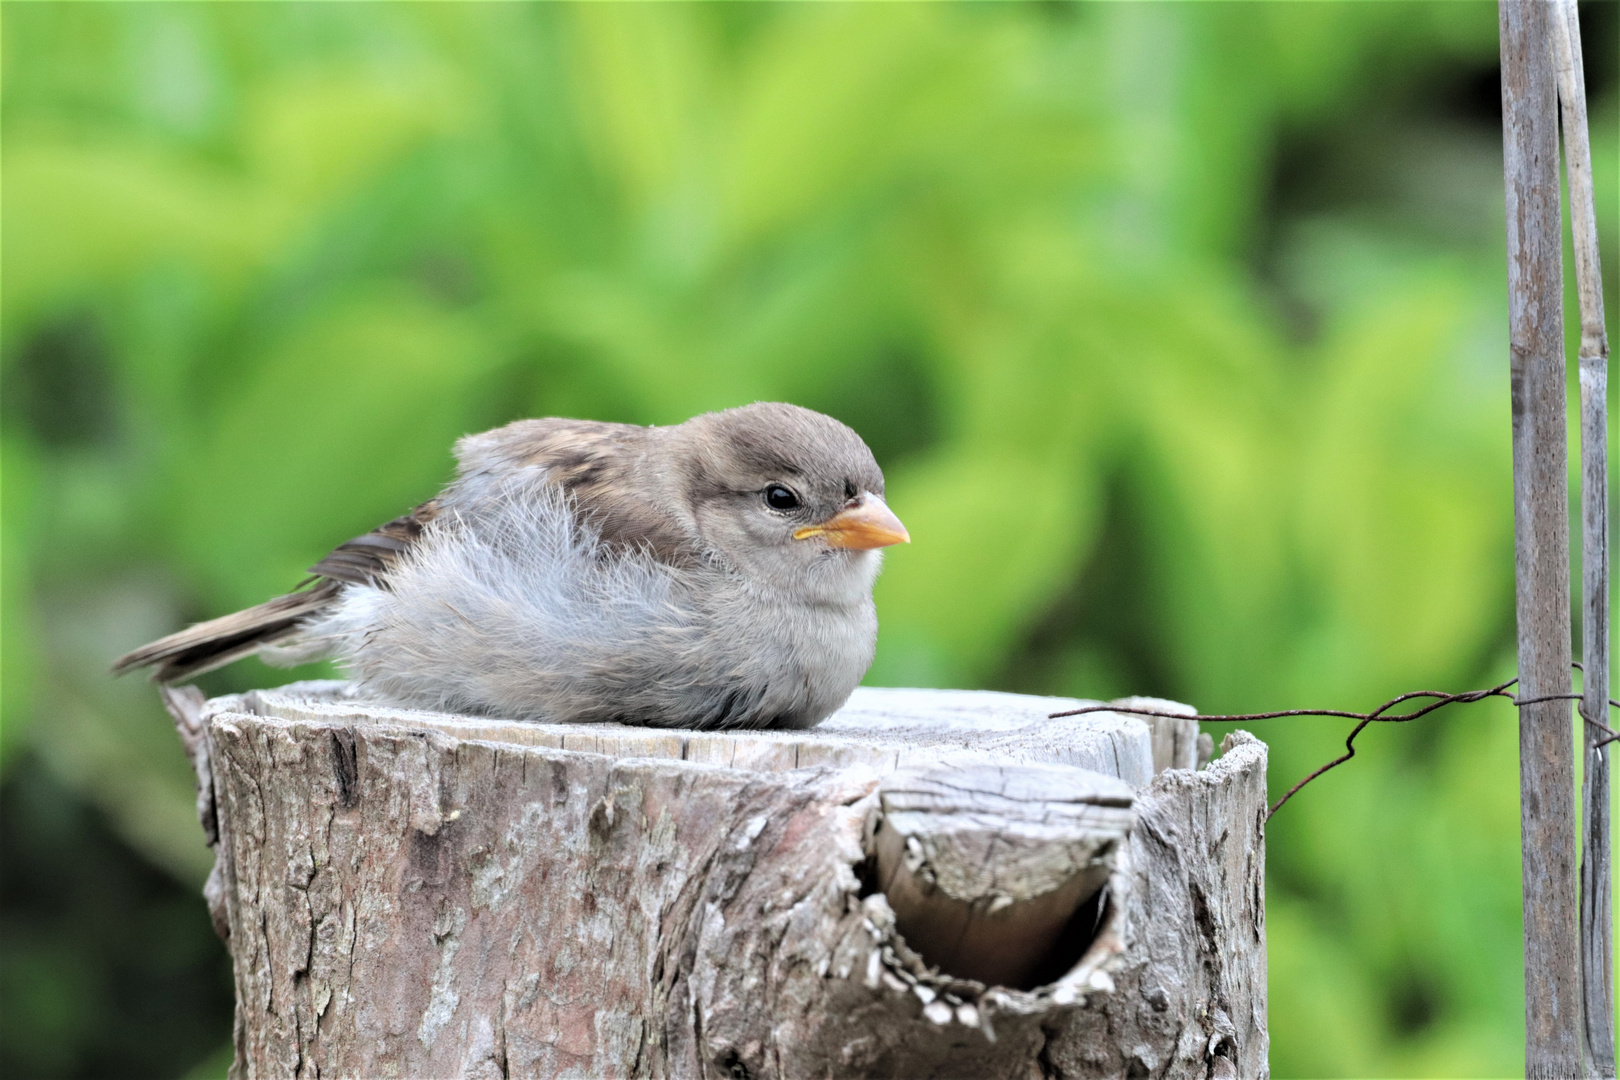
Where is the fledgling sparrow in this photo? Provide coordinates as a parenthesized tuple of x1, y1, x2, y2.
(114, 403, 909, 730)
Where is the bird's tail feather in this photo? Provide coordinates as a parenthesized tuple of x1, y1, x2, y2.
(111, 579, 343, 684)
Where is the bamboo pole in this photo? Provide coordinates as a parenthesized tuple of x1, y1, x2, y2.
(1500, 3, 1582, 1075)
(1551, 0, 1615, 1073)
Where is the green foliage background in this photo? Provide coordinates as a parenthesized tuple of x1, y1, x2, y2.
(2, 3, 1616, 1076)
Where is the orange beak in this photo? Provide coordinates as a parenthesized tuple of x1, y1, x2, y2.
(793, 493, 910, 550)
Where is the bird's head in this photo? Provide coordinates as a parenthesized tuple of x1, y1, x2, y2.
(676, 402, 908, 604)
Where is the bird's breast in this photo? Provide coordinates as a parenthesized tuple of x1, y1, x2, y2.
(700, 583, 876, 730)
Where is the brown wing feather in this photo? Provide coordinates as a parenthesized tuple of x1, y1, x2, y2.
(459, 419, 699, 564)
(110, 579, 344, 684)
(308, 499, 441, 586)
(113, 500, 442, 684)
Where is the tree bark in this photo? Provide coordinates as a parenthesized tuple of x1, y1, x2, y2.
(173, 682, 1267, 1079)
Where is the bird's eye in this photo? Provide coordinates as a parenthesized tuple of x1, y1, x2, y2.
(764, 484, 801, 511)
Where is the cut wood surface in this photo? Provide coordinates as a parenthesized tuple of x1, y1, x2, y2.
(178, 681, 1268, 1078)
(871, 763, 1135, 989)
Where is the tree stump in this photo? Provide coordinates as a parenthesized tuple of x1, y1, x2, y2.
(164, 681, 1268, 1079)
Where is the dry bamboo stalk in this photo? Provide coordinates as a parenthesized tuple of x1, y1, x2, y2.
(1552, 0, 1615, 1073)
(1500, 2, 1582, 1075)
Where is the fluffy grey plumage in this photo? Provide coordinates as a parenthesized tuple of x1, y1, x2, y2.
(114, 403, 909, 730)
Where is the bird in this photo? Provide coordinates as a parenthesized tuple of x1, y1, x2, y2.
(113, 402, 909, 731)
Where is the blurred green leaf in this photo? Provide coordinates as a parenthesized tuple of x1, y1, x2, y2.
(175, 289, 502, 607)
(872, 448, 1100, 687)
(1295, 263, 1510, 701)
(3, 2, 1615, 1075)
(1, 137, 280, 319)
(1, 437, 41, 768)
